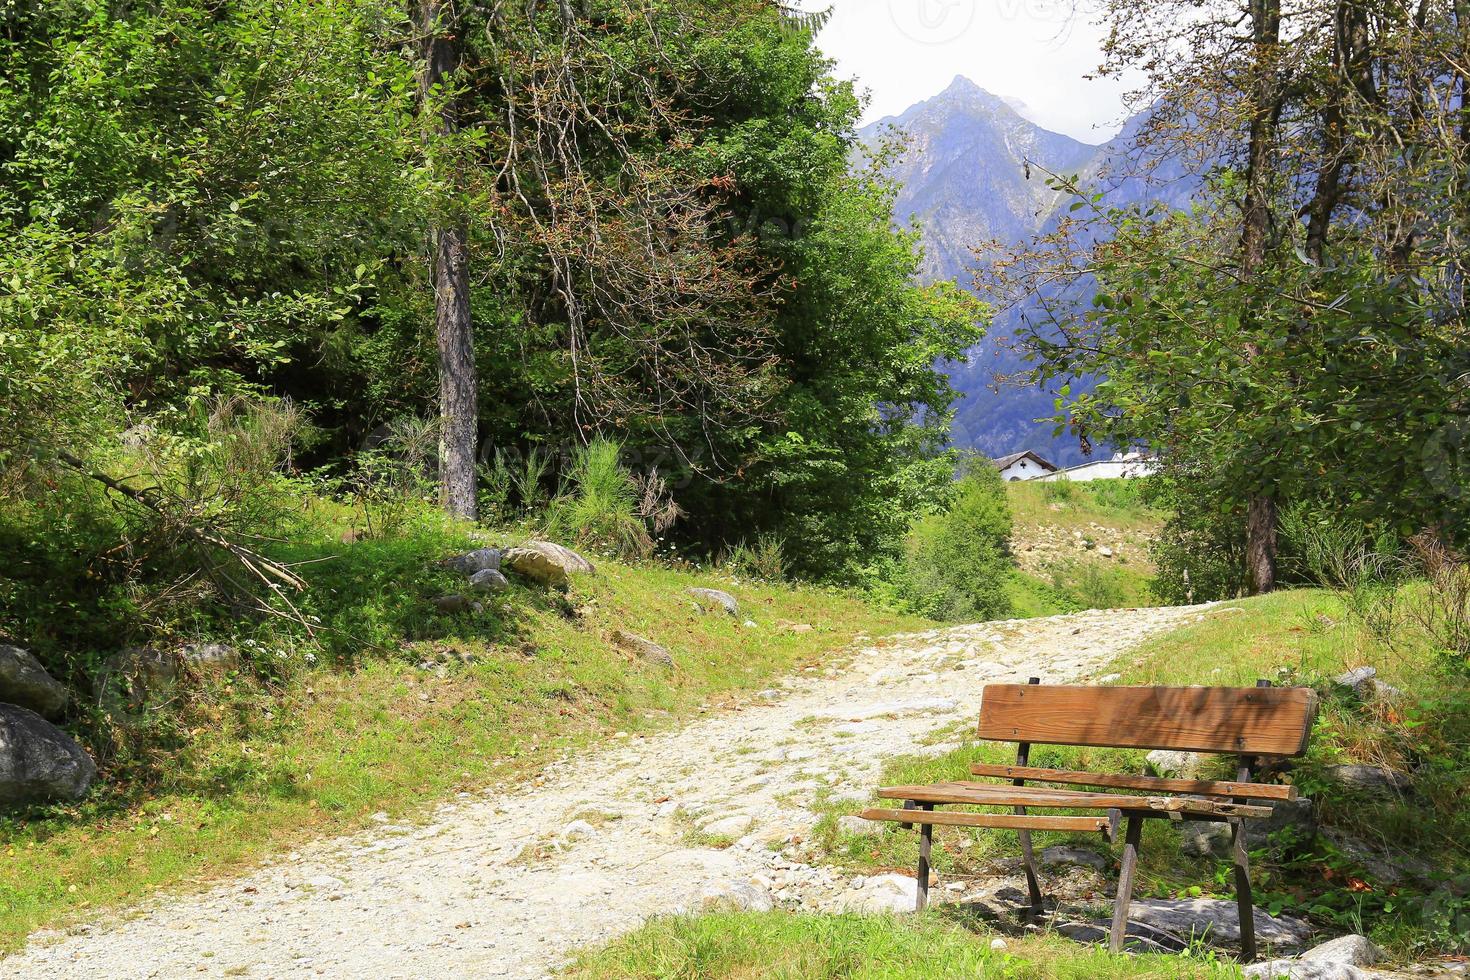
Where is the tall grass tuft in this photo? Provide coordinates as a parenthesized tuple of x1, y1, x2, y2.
(548, 439, 670, 558)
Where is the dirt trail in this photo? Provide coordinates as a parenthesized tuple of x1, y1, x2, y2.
(7, 605, 1217, 979)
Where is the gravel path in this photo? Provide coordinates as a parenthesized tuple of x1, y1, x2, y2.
(7, 605, 1218, 979)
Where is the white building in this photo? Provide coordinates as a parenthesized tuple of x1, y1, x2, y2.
(1037, 451, 1157, 483)
(992, 450, 1059, 482)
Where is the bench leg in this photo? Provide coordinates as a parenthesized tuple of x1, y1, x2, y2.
(1232, 819, 1257, 962)
(915, 804, 934, 912)
(1017, 823, 1045, 918)
(1109, 815, 1143, 954)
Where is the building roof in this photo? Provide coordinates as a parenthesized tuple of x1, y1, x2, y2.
(991, 450, 1058, 473)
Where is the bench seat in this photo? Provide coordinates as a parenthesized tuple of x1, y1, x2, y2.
(875, 781, 1274, 819)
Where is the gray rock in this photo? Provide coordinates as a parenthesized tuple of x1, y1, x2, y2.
(1146, 749, 1205, 779)
(503, 541, 595, 587)
(1244, 961, 1370, 979)
(468, 569, 511, 594)
(0, 703, 96, 806)
(1320, 829, 1434, 886)
(443, 548, 502, 576)
(699, 881, 773, 913)
(1334, 666, 1378, 692)
(1300, 934, 1384, 967)
(688, 588, 739, 616)
(835, 815, 873, 836)
(432, 594, 481, 614)
(1054, 920, 1186, 954)
(179, 642, 238, 673)
(1333, 667, 1402, 702)
(845, 873, 917, 913)
(701, 813, 753, 838)
(611, 630, 674, 670)
(1040, 845, 1108, 871)
(0, 645, 68, 718)
(1253, 796, 1317, 847)
(1179, 820, 1234, 859)
(1325, 764, 1410, 796)
(1128, 898, 1313, 947)
(94, 646, 182, 718)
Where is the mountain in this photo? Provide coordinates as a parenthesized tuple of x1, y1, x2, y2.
(859, 76, 1197, 466)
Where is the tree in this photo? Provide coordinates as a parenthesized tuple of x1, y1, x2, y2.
(416, 0, 477, 521)
(996, 0, 1470, 597)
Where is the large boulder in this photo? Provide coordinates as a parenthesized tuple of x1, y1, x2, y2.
(1325, 764, 1410, 797)
(688, 588, 739, 616)
(0, 703, 96, 806)
(468, 569, 511, 594)
(1181, 796, 1316, 858)
(1146, 749, 1206, 779)
(443, 548, 503, 576)
(1300, 934, 1384, 967)
(0, 645, 68, 718)
(503, 541, 595, 587)
(1128, 898, 1313, 948)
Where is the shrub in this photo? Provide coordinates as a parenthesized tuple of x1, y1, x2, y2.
(895, 467, 1013, 621)
(720, 533, 788, 581)
(547, 439, 681, 559)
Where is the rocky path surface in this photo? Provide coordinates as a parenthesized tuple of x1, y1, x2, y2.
(8, 605, 1218, 980)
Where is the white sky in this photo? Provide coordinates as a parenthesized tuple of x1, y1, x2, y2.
(803, 0, 1137, 143)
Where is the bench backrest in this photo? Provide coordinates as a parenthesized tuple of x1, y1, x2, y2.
(977, 683, 1317, 757)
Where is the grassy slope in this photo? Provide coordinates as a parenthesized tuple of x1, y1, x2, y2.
(1005, 480, 1165, 616)
(0, 549, 927, 951)
(575, 588, 1469, 976)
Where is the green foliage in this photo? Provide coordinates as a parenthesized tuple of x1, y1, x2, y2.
(548, 440, 659, 560)
(894, 467, 1013, 622)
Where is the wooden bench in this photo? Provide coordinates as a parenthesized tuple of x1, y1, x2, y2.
(861, 677, 1317, 960)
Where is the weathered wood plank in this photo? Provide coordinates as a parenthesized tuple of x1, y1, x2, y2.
(976, 684, 1317, 756)
(859, 809, 1110, 832)
(967, 764, 1298, 801)
(875, 782, 1273, 818)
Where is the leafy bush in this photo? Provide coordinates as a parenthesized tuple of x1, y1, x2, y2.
(894, 467, 1013, 621)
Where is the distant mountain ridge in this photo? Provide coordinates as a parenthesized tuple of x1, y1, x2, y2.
(859, 76, 1196, 466)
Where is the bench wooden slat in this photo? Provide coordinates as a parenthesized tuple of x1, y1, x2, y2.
(876, 782, 1273, 819)
(968, 764, 1298, 801)
(977, 684, 1317, 756)
(859, 808, 1110, 833)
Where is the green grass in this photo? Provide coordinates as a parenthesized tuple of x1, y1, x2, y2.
(0, 546, 928, 951)
(1007, 479, 1165, 537)
(564, 910, 1238, 979)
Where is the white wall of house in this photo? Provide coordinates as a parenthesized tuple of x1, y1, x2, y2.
(1037, 453, 1157, 483)
(998, 457, 1048, 482)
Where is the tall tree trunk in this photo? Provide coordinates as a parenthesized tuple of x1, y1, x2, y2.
(1246, 494, 1278, 596)
(434, 222, 477, 520)
(1241, 0, 1283, 594)
(418, 0, 477, 520)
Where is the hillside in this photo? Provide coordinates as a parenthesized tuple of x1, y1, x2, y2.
(1006, 479, 1166, 614)
(0, 544, 927, 950)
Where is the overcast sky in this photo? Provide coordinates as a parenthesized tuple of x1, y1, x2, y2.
(802, 0, 1137, 143)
